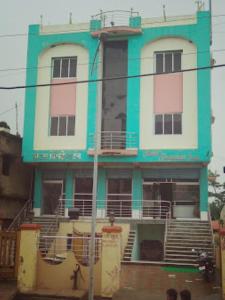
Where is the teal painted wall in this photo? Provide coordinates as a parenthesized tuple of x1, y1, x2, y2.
(65, 170, 74, 208)
(23, 11, 211, 165)
(132, 169, 142, 210)
(97, 168, 106, 209)
(33, 168, 42, 209)
(200, 166, 208, 212)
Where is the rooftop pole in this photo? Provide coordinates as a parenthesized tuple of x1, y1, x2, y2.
(209, 0, 212, 45)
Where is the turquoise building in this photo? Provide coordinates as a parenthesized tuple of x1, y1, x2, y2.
(22, 9, 211, 226)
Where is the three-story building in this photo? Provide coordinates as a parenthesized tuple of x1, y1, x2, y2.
(22, 9, 212, 262)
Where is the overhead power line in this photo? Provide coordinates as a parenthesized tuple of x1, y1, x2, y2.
(0, 63, 224, 91)
(0, 48, 224, 76)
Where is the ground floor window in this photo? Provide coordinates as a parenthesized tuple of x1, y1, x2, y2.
(74, 178, 93, 216)
(107, 178, 132, 217)
(142, 179, 200, 218)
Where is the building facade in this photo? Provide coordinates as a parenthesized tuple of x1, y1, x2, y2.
(22, 10, 211, 223)
(0, 127, 32, 228)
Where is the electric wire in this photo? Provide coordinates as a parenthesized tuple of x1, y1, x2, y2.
(0, 47, 224, 75)
(0, 62, 224, 90)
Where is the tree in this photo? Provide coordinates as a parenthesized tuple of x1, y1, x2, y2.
(208, 170, 225, 220)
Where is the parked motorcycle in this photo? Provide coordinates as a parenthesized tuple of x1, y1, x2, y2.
(192, 249, 214, 282)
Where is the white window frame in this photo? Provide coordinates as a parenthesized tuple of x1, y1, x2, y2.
(154, 50, 182, 73)
(154, 113, 182, 135)
(50, 115, 75, 136)
(52, 56, 77, 79)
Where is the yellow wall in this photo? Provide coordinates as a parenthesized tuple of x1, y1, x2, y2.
(101, 231, 121, 297)
(18, 221, 130, 296)
(18, 229, 40, 292)
(37, 251, 101, 294)
(57, 220, 130, 254)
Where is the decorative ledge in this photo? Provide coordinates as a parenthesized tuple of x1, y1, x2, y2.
(88, 148, 138, 156)
(102, 226, 122, 233)
(20, 224, 41, 230)
(91, 26, 142, 38)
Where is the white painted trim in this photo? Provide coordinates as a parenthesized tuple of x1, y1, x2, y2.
(97, 208, 105, 219)
(33, 208, 41, 217)
(132, 209, 141, 219)
(64, 208, 69, 218)
(201, 211, 208, 221)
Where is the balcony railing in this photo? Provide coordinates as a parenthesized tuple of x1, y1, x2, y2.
(57, 199, 171, 220)
(91, 9, 139, 28)
(89, 131, 137, 151)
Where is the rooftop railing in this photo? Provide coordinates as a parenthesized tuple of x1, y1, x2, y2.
(91, 9, 139, 28)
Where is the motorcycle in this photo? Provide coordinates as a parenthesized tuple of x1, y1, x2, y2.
(192, 249, 214, 282)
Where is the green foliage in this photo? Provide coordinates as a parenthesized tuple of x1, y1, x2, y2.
(208, 170, 225, 220)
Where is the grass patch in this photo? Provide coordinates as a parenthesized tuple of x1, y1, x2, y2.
(162, 266, 198, 273)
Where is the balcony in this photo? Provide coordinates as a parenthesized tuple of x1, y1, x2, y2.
(88, 131, 138, 156)
(90, 9, 142, 38)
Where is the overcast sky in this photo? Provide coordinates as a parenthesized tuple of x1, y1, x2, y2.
(0, 0, 224, 178)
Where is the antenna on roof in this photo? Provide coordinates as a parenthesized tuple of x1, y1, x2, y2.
(15, 102, 19, 136)
(69, 12, 72, 24)
(163, 5, 167, 21)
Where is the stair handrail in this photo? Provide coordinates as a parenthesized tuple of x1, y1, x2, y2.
(7, 198, 33, 231)
(208, 205, 216, 260)
(45, 197, 63, 237)
(163, 208, 171, 260)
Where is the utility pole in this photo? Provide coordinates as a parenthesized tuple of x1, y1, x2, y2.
(15, 102, 19, 136)
(88, 33, 104, 300)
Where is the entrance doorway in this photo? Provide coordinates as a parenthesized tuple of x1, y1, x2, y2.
(142, 182, 173, 218)
(42, 180, 63, 215)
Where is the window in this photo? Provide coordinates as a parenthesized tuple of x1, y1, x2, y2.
(154, 50, 183, 135)
(52, 57, 77, 78)
(50, 57, 77, 136)
(50, 115, 75, 136)
(155, 113, 182, 135)
(155, 51, 182, 73)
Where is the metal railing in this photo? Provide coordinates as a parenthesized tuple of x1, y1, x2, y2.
(89, 131, 137, 150)
(208, 205, 216, 261)
(7, 199, 33, 231)
(57, 198, 171, 219)
(39, 235, 102, 266)
(163, 210, 171, 260)
(91, 9, 139, 28)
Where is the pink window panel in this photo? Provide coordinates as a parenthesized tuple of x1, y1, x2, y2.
(154, 73, 183, 114)
(50, 79, 76, 116)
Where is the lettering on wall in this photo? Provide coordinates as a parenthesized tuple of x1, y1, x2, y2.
(33, 152, 82, 161)
(143, 151, 200, 161)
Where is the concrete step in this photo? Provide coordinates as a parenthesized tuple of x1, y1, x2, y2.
(166, 245, 213, 250)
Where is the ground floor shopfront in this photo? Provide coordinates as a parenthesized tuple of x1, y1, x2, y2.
(33, 164, 208, 220)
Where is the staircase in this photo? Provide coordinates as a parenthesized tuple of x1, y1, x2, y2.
(164, 220, 214, 266)
(123, 230, 136, 262)
(32, 216, 60, 255)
